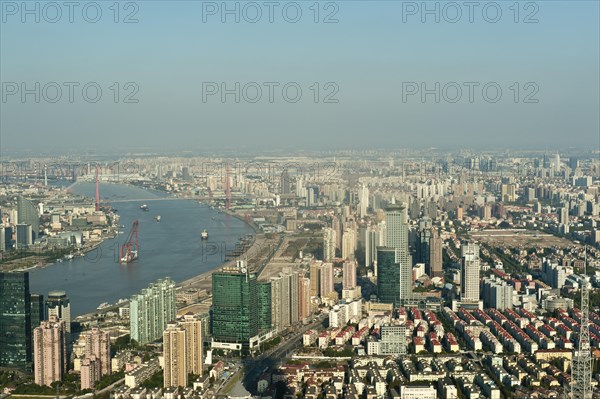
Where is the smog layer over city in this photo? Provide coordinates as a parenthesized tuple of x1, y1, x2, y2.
(0, 1, 599, 399)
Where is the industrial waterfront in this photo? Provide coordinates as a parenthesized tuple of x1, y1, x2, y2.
(28, 182, 254, 316)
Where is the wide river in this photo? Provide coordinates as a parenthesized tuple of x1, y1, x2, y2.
(29, 182, 254, 316)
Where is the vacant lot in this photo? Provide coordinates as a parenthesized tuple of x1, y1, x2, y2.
(469, 229, 572, 248)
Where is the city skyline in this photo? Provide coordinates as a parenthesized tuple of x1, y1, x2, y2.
(0, 149, 599, 396)
(0, 0, 599, 393)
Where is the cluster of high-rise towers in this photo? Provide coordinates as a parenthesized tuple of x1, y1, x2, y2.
(0, 272, 111, 389)
(206, 203, 482, 353)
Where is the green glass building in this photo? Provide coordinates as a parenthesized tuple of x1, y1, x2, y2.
(211, 269, 258, 345)
(377, 247, 401, 307)
(30, 294, 44, 327)
(257, 281, 272, 332)
(30, 293, 44, 349)
(385, 205, 413, 302)
(0, 272, 32, 369)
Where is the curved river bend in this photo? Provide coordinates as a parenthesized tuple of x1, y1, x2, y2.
(29, 183, 254, 316)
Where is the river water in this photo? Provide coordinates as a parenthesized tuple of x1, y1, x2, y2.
(29, 182, 254, 316)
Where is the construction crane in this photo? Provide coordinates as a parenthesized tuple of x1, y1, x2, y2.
(571, 246, 592, 399)
(225, 162, 231, 209)
(120, 220, 139, 264)
(95, 165, 100, 212)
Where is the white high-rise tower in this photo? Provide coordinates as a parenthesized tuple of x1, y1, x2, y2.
(461, 243, 480, 302)
(358, 184, 369, 218)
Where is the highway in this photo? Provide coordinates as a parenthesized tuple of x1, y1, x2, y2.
(96, 377, 125, 395)
(241, 313, 328, 393)
(213, 313, 327, 396)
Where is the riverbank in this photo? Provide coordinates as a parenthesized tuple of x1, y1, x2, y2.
(223, 208, 260, 233)
(1, 239, 107, 273)
(1, 180, 121, 273)
(64, 194, 259, 318)
(74, 234, 267, 320)
(176, 232, 267, 291)
(31, 182, 255, 317)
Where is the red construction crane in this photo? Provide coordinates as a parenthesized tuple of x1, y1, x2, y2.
(120, 220, 139, 264)
(95, 166, 100, 212)
(225, 162, 231, 209)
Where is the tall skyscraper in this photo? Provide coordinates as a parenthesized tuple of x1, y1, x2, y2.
(309, 262, 321, 297)
(332, 215, 342, 253)
(429, 229, 443, 278)
(179, 314, 203, 377)
(17, 196, 39, 241)
(343, 261, 357, 290)
(33, 316, 67, 387)
(322, 228, 336, 261)
(365, 222, 386, 270)
(280, 170, 291, 195)
(569, 157, 579, 171)
(358, 184, 369, 218)
(130, 278, 176, 345)
(3, 226, 12, 251)
(270, 269, 299, 332)
(543, 152, 550, 168)
(377, 247, 401, 306)
(416, 218, 433, 266)
(30, 293, 44, 363)
(319, 262, 335, 300)
(0, 272, 32, 369)
(341, 229, 357, 260)
(257, 281, 272, 331)
(181, 166, 191, 181)
(306, 186, 319, 207)
(461, 243, 480, 302)
(298, 275, 311, 322)
(163, 322, 187, 388)
(15, 223, 33, 248)
(0, 226, 5, 252)
(211, 263, 258, 346)
(386, 205, 409, 249)
(46, 291, 71, 333)
(30, 294, 44, 331)
(418, 221, 443, 279)
(425, 199, 437, 220)
(409, 197, 421, 220)
(384, 205, 412, 303)
(559, 207, 569, 225)
(501, 183, 517, 202)
(295, 177, 305, 198)
(308, 261, 335, 300)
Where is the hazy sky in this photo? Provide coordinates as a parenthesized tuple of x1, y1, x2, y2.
(1, 1, 598, 153)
